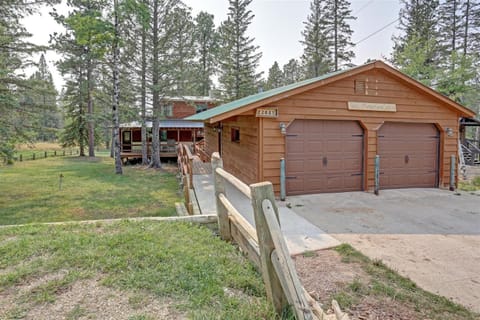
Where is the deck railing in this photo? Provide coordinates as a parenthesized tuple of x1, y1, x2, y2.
(177, 144, 195, 214)
(211, 152, 349, 320)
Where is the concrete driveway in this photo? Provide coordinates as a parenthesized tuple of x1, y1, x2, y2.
(285, 189, 480, 312)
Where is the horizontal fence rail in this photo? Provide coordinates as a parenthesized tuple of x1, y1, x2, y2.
(210, 152, 349, 320)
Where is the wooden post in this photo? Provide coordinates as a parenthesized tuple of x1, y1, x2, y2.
(280, 158, 286, 201)
(188, 151, 193, 188)
(54, 150, 57, 157)
(19, 154, 22, 162)
(250, 182, 286, 315)
(450, 154, 456, 191)
(32, 153, 35, 160)
(44, 151, 47, 158)
(374, 155, 380, 195)
(212, 152, 231, 241)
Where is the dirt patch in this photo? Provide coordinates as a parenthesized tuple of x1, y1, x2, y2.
(1, 275, 186, 320)
(294, 249, 423, 320)
(294, 250, 369, 303)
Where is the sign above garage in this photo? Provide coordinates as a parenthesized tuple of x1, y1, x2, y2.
(348, 102, 397, 112)
(256, 107, 279, 118)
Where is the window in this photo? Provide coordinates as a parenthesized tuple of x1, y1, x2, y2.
(354, 80, 366, 94)
(160, 130, 167, 141)
(231, 127, 240, 143)
(161, 104, 173, 117)
(196, 104, 208, 113)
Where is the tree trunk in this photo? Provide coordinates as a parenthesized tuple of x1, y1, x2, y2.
(464, 0, 470, 56)
(112, 0, 122, 174)
(334, 0, 338, 71)
(87, 58, 95, 157)
(150, 0, 161, 169)
(141, 22, 148, 165)
(110, 127, 114, 158)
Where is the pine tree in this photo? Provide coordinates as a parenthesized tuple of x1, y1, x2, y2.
(300, 0, 331, 78)
(51, 0, 113, 157)
(392, 0, 440, 86)
(193, 11, 218, 96)
(265, 61, 284, 90)
(148, 1, 194, 168)
(29, 54, 60, 142)
(322, 0, 356, 70)
(0, 0, 60, 161)
(218, 0, 263, 101)
(282, 58, 303, 85)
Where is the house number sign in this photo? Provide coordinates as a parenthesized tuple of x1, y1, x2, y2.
(256, 108, 279, 118)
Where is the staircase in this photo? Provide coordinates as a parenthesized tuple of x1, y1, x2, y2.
(461, 140, 480, 166)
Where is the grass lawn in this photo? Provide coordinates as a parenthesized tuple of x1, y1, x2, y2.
(0, 221, 274, 319)
(458, 176, 480, 192)
(0, 155, 181, 225)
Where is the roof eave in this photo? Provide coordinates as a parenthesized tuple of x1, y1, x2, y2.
(207, 63, 378, 124)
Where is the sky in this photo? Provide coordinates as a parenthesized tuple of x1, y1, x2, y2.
(23, 0, 401, 90)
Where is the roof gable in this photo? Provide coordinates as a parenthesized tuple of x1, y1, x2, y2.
(185, 61, 475, 123)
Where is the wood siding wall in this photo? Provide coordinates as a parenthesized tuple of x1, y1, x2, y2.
(221, 116, 259, 185)
(170, 101, 217, 119)
(259, 69, 459, 193)
(204, 123, 218, 160)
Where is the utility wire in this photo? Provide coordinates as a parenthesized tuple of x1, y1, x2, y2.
(355, 18, 400, 45)
(353, 0, 374, 15)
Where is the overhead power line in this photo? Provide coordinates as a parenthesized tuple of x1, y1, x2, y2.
(353, 0, 374, 15)
(355, 18, 400, 46)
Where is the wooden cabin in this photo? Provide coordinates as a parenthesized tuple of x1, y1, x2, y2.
(119, 96, 217, 161)
(186, 61, 476, 195)
(119, 120, 204, 160)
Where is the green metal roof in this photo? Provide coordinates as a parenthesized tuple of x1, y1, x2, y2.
(185, 67, 355, 121)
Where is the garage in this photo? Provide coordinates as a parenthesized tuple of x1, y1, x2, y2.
(187, 61, 476, 194)
(286, 119, 364, 195)
(378, 122, 439, 189)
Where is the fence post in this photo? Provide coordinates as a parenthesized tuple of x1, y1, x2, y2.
(450, 154, 456, 191)
(32, 153, 35, 160)
(250, 182, 286, 315)
(280, 158, 286, 201)
(54, 150, 57, 157)
(44, 151, 47, 158)
(212, 152, 231, 241)
(374, 155, 380, 195)
(19, 154, 22, 162)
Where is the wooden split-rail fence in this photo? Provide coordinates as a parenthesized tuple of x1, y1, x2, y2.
(211, 152, 349, 320)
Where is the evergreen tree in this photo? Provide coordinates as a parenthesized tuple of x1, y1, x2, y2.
(300, 0, 331, 78)
(193, 11, 218, 96)
(218, 0, 263, 101)
(29, 54, 60, 142)
(392, 0, 440, 85)
(52, 0, 113, 157)
(0, 0, 60, 161)
(322, 0, 356, 70)
(265, 61, 284, 90)
(282, 58, 303, 85)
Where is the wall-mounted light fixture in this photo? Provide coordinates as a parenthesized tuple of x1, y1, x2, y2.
(279, 122, 287, 135)
(446, 127, 453, 137)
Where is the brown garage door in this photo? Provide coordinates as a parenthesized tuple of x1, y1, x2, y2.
(378, 122, 439, 189)
(286, 120, 364, 195)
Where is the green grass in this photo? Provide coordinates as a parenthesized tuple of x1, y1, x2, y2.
(0, 221, 275, 319)
(458, 176, 480, 192)
(334, 244, 479, 320)
(0, 156, 181, 225)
